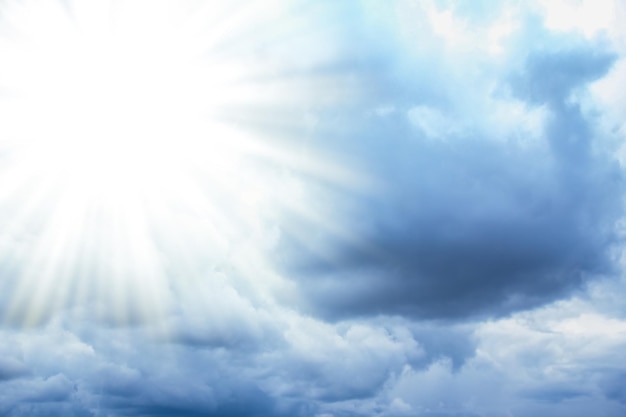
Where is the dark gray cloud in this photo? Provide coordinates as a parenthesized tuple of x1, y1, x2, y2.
(0, 358, 29, 381)
(278, 13, 624, 321)
(0, 325, 293, 417)
(0, 374, 82, 417)
(520, 385, 590, 403)
(601, 371, 626, 404)
(408, 323, 475, 370)
(0, 403, 94, 417)
(101, 383, 283, 417)
(511, 48, 616, 105)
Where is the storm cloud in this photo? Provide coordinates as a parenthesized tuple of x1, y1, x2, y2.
(281, 9, 624, 321)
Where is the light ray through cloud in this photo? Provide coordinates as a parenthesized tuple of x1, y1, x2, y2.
(2, 1, 626, 417)
(0, 0, 362, 327)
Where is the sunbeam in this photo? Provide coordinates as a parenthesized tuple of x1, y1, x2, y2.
(0, 0, 360, 327)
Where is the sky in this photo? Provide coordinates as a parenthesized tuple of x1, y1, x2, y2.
(1, 0, 626, 416)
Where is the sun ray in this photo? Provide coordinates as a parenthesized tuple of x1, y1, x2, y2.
(0, 0, 369, 328)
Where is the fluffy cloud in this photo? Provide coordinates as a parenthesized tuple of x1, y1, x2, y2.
(1, 1, 626, 417)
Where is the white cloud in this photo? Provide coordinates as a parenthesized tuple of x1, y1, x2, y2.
(535, 0, 617, 39)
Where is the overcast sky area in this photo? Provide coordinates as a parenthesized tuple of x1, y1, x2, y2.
(2, 0, 626, 416)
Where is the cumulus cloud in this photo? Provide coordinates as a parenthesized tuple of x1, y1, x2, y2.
(280, 2, 624, 321)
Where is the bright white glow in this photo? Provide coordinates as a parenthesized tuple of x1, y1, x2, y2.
(0, 0, 356, 326)
(487, 18, 516, 55)
(537, 0, 616, 38)
(429, 7, 465, 45)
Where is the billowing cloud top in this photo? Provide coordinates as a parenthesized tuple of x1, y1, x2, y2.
(1, 1, 626, 417)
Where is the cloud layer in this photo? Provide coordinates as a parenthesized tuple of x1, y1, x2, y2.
(1, 1, 626, 417)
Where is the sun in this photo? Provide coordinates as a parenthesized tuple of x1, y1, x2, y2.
(0, 0, 353, 326)
(10, 0, 257, 194)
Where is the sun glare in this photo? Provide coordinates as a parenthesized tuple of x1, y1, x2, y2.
(0, 0, 353, 326)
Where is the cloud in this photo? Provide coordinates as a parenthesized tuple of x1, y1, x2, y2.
(277, 318, 423, 402)
(1, 293, 625, 417)
(510, 46, 616, 105)
(520, 385, 589, 403)
(0, 357, 29, 381)
(279, 3, 624, 321)
(408, 322, 476, 371)
(1, 1, 626, 417)
(601, 371, 626, 404)
(369, 304, 626, 417)
(0, 322, 287, 417)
